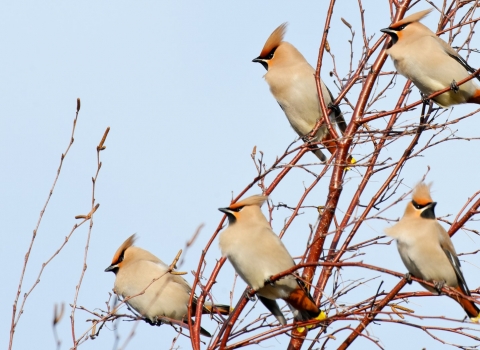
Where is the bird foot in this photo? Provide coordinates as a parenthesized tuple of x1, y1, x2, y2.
(146, 317, 162, 326)
(420, 93, 431, 104)
(434, 280, 446, 294)
(451, 80, 459, 93)
(404, 273, 413, 284)
(328, 102, 341, 116)
(245, 288, 257, 302)
(302, 135, 315, 144)
(264, 276, 275, 287)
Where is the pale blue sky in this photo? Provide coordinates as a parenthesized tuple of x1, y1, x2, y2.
(2, 1, 480, 349)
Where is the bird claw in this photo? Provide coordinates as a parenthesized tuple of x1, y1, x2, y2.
(328, 102, 341, 116)
(264, 276, 275, 287)
(434, 280, 445, 294)
(420, 93, 431, 104)
(245, 288, 257, 302)
(450, 80, 459, 93)
(404, 273, 413, 284)
(146, 317, 161, 326)
(302, 135, 315, 144)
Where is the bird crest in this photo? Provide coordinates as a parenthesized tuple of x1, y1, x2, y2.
(390, 9, 433, 29)
(111, 234, 137, 264)
(229, 195, 268, 210)
(259, 23, 287, 58)
(412, 182, 433, 206)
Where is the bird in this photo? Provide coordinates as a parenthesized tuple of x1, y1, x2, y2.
(218, 194, 326, 328)
(381, 9, 480, 107)
(252, 23, 355, 166)
(385, 182, 480, 322)
(105, 234, 231, 336)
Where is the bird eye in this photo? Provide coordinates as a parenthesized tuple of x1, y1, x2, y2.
(411, 200, 429, 210)
(266, 48, 277, 60)
(230, 206, 244, 212)
(396, 24, 408, 31)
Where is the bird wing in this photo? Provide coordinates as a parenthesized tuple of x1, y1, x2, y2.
(326, 87, 347, 134)
(253, 225, 296, 270)
(191, 296, 231, 316)
(258, 296, 287, 325)
(295, 276, 315, 301)
(446, 53, 480, 81)
(440, 240, 471, 296)
(434, 35, 480, 81)
(170, 273, 192, 293)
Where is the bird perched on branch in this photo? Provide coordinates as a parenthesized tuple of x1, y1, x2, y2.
(385, 183, 480, 322)
(381, 9, 480, 107)
(105, 234, 230, 337)
(252, 23, 355, 166)
(219, 195, 326, 328)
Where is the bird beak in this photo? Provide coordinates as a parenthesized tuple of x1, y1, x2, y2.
(380, 28, 395, 35)
(104, 264, 117, 272)
(380, 28, 398, 47)
(252, 57, 269, 71)
(218, 207, 231, 215)
(420, 202, 437, 220)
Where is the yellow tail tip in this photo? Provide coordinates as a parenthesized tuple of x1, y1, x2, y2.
(315, 310, 327, 322)
(471, 314, 480, 323)
(345, 157, 356, 171)
(296, 310, 327, 332)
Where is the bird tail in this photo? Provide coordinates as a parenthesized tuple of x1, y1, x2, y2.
(285, 286, 323, 320)
(197, 323, 212, 337)
(186, 301, 230, 337)
(158, 317, 211, 337)
(284, 279, 327, 328)
(285, 285, 326, 332)
(346, 155, 356, 171)
(467, 89, 480, 104)
(182, 320, 213, 337)
(320, 132, 356, 170)
(258, 296, 287, 325)
(202, 302, 231, 316)
(312, 147, 327, 162)
(452, 286, 480, 322)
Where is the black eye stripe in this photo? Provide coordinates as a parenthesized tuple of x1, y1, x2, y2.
(115, 251, 126, 264)
(412, 200, 431, 210)
(391, 23, 408, 31)
(266, 47, 277, 60)
(229, 206, 244, 212)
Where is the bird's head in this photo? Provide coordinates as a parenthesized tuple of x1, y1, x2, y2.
(105, 234, 137, 274)
(252, 23, 288, 70)
(381, 8, 432, 46)
(405, 182, 437, 220)
(219, 195, 268, 224)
